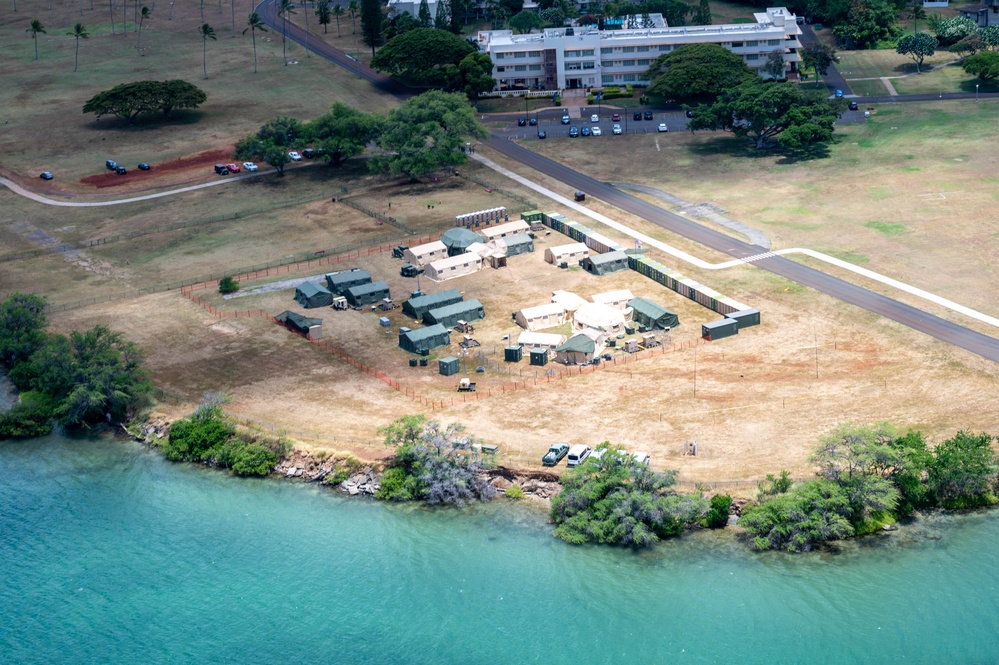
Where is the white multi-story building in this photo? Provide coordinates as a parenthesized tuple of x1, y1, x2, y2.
(476, 7, 802, 92)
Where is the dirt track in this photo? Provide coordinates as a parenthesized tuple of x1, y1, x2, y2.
(79, 148, 234, 188)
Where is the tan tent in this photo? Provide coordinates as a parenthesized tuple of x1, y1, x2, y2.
(573, 302, 627, 335)
(479, 220, 530, 242)
(551, 290, 587, 313)
(515, 302, 567, 331)
(591, 289, 635, 310)
(544, 242, 589, 266)
(403, 240, 448, 267)
(517, 331, 567, 353)
(425, 252, 483, 282)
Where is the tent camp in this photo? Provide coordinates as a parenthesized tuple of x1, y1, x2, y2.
(551, 290, 587, 314)
(545, 242, 589, 266)
(424, 299, 485, 328)
(580, 251, 629, 276)
(556, 334, 597, 365)
(403, 241, 448, 267)
(324, 269, 371, 295)
(295, 282, 334, 309)
(515, 302, 567, 331)
(517, 331, 566, 353)
(425, 253, 483, 282)
(479, 220, 530, 242)
(402, 289, 463, 320)
(470, 241, 507, 269)
(501, 234, 534, 257)
(275, 310, 323, 339)
(573, 302, 626, 335)
(399, 324, 451, 354)
(629, 297, 680, 331)
(591, 289, 635, 310)
(344, 280, 391, 307)
(441, 228, 483, 256)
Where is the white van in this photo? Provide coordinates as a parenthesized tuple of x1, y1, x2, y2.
(566, 444, 591, 467)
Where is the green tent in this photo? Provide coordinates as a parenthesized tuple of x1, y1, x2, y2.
(423, 299, 485, 328)
(502, 234, 534, 257)
(403, 289, 463, 319)
(344, 280, 391, 307)
(555, 334, 596, 365)
(441, 227, 482, 256)
(399, 324, 451, 354)
(294, 281, 334, 309)
(325, 269, 371, 295)
(580, 251, 629, 276)
(628, 297, 679, 330)
(275, 310, 323, 335)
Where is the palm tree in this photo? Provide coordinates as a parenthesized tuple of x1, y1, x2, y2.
(109, 0, 115, 33)
(200, 0, 205, 21)
(136, 6, 150, 49)
(332, 3, 344, 36)
(277, 0, 295, 66)
(230, 0, 235, 37)
(303, 0, 311, 58)
(68, 22, 89, 72)
(199, 22, 216, 79)
(243, 12, 267, 73)
(347, 0, 357, 34)
(27, 20, 46, 61)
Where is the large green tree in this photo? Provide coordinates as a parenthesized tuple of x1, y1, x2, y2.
(315, 0, 332, 32)
(443, 51, 496, 99)
(371, 90, 486, 179)
(928, 431, 998, 509)
(688, 80, 842, 151)
(832, 0, 900, 50)
(360, 0, 383, 54)
(645, 43, 755, 103)
(962, 51, 999, 81)
(896, 32, 937, 73)
(371, 28, 474, 85)
(800, 42, 838, 85)
(740, 480, 855, 552)
(306, 102, 383, 166)
(508, 8, 542, 33)
(234, 116, 304, 175)
(0, 293, 47, 367)
(82, 80, 207, 123)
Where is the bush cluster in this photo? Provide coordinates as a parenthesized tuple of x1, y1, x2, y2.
(161, 398, 282, 477)
(218, 277, 240, 295)
(741, 424, 998, 552)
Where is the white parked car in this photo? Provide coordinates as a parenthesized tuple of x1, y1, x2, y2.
(612, 124, 623, 135)
(657, 123, 668, 133)
(591, 126, 602, 136)
(590, 114, 599, 122)
(288, 151, 302, 161)
(242, 161, 259, 172)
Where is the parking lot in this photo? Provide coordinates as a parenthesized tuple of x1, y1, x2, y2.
(499, 108, 691, 141)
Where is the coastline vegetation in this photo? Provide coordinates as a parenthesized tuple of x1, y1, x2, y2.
(160, 394, 288, 477)
(741, 423, 998, 552)
(0, 292, 152, 438)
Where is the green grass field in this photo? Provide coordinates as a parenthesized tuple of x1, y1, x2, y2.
(891, 62, 999, 95)
(837, 48, 959, 80)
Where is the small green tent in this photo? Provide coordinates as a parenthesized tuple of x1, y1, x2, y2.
(628, 297, 679, 330)
(295, 281, 334, 309)
(344, 281, 391, 307)
(399, 324, 451, 354)
(275, 310, 323, 335)
(580, 251, 629, 276)
(423, 299, 485, 328)
(325, 269, 371, 295)
(502, 234, 534, 257)
(441, 227, 482, 256)
(555, 334, 596, 365)
(403, 289, 463, 320)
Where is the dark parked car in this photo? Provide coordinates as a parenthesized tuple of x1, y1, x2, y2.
(633, 111, 642, 121)
(685, 109, 694, 118)
(537, 130, 547, 139)
(529, 117, 538, 126)
(214, 164, 229, 175)
(115, 166, 127, 175)
(517, 117, 527, 126)
(302, 148, 316, 158)
(644, 110, 654, 120)
(105, 159, 118, 171)
(39, 171, 54, 180)
(848, 101, 858, 110)
(138, 162, 151, 170)
(542, 442, 570, 466)
(568, 126, 579, 137)
(581, 126, 591, 136)
(561, 114, 571, 125)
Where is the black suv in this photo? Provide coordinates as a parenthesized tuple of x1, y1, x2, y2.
(106, 159, 119, 171)
(115, 166, 127, 175)
(633, 111, 642, 121)
(517, 117, 527, 126)
(138, 162, 151, 171)
(644, 111, 654, 120)
(848, 101, 858, 111)
(528, 117, 537, 126)
(214, 164, 229, 175)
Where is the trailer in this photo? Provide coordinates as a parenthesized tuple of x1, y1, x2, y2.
(457, 378, 477, 392)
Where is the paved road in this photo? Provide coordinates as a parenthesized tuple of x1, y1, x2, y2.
(481, 134, 999, 363)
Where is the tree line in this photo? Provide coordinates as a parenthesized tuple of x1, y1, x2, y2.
(0, 293, 152, 438)
(233, 90, 487, 179)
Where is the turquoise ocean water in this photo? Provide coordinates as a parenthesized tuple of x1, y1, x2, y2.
(3, 433, 999, 665)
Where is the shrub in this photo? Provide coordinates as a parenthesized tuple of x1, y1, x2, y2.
(230, 443, 278, 476)
(702, 494, 732, 529)
(218, 277, 240, 294)
(740, 480, 854, 552)
(505, 485, 525, 499)
(0, 391, 56, 439)
(162, 411, 233, 462)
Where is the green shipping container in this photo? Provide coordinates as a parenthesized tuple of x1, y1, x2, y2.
(504, 345, 523, 362)
(529, 348, 548, 366)
(439, 356, 460, 376)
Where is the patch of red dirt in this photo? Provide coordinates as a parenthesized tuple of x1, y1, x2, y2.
(79, 147, 234, 188)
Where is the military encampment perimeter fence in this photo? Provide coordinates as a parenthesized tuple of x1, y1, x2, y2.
(454, 171, 538, 210)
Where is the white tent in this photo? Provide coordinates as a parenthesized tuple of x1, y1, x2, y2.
(515, 302, 567, 331)
(517, 331, 567, 352)
(551, 290, 587, 313)
(578, 327, 608, 354)
(573, 302, 627, 335)
(545, 242, 589, 266)
(425, 252, 483, 282)
(479, 220, 530, 242)
(403, 240, 448, 267)
(591, 289, 635, 310)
